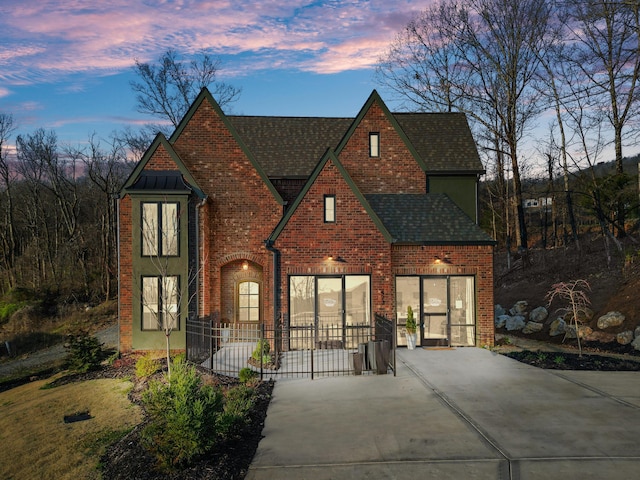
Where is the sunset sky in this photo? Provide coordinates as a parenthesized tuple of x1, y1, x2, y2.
(0, 0, 427, 148)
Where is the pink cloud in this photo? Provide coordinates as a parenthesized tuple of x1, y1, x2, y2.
(1, 0, 429, 83)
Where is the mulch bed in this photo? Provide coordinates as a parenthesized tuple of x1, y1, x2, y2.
(9, 358, 274, 480)
(504, 350, 640, 371)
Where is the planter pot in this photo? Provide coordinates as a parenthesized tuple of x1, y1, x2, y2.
(406, 332, 417, 350)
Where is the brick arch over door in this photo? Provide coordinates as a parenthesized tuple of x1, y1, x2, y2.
(220, 258, 264, 324)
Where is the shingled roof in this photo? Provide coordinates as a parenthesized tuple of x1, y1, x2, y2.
(228, 116, 352, 177)
(228, 112, 483, 178)
(365, 194, 495, 245)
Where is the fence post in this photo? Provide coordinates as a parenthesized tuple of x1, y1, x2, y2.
(260, 323, 265, 381)
(208, 317, 213, 371)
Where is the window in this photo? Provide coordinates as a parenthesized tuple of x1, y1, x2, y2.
(324, 195, 336, 223)
(369, 132, 380, 157)
(238, 281, 260, 322)
(142, 202, 179, 256)
(142, 276, 180, 330)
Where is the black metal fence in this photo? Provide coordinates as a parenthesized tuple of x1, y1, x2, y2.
(186, 313, 396, 380)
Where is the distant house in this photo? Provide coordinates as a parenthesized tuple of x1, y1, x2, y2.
(117, 89, 496, 353)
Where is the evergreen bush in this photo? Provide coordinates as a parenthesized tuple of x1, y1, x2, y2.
(65, 331, 104, 372)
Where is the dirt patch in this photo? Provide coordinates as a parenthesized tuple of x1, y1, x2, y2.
(494, 238, 640, 354)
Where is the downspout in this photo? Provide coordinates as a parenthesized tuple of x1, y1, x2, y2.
(195, 197, 207, 319)
(115, 193, 121, 353)
(264, 239, 281, 327)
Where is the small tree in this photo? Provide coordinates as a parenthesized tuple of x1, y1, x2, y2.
(138, 197, 204, 378)
(546, 280, 591, 357)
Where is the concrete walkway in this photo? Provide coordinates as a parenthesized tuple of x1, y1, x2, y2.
(246, 347, 640, 480)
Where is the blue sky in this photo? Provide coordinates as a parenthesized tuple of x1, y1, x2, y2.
(0, 0, 427, 150)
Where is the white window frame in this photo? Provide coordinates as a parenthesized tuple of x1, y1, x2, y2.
(369, 132, 380, 157)
(324, 195, 336, 223)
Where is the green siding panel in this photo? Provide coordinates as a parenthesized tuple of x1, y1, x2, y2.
(428, 176, 477, 222)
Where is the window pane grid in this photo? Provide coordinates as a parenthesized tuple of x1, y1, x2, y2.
(238, 281, 259, 322)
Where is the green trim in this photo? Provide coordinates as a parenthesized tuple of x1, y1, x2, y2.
(121, 134, 206, 199)
(268, 149, 395, 243)
(334, 90, 427, 171)
(169, 88, 284, 205)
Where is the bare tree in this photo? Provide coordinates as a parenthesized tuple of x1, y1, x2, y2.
(0, 113, 17, 289)
(68, 134, 134, 300)
(138, 198, 203, 377)
(377, 0, 558, 252)
(131, 50, 241, 133)
(561, 0, 640, 236)
(546, 279, 591, 357)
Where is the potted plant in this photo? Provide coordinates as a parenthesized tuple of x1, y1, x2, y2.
(405, 306, 417, 350)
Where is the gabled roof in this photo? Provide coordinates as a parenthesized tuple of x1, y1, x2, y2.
(268, 149, 395, 243)
(168, 89, 285, 205)
(394, 113, 483, 173)
(228, 116, 352, 178)
(121, 134, 205, 199)
(365, 194, 495, 245)
(226, 90, 483, 178)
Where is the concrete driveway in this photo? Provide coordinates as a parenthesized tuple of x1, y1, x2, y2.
(247, 347, 640, 480)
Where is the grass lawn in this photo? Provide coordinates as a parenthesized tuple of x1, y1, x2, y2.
(0, 374, 142, 479)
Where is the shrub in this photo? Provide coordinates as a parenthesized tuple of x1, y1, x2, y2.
(136, 354, 161, 378)
(239, 367, 258, 384)
(251, 339, 271, 365)
(140, 358, 224, 470)
(0, 302, 25, 324)
(217, 385, 255, 439)
(65, 331, 104, 372)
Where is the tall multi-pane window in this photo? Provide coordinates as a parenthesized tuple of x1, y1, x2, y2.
(142, 276, 180, 330)
(142, 202, 179, 256)
(238, 281, 260, 321)
(369, 132, 380, 157)
(324, 195, 336, 223)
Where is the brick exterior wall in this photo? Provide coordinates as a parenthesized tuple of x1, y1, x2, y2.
(274, 159, 394, 319)
(162, 100, 281, 326)
(118, 195, 133, 352)
(339, 101, 426, 194)
(391, 245, 495, 346)
(119, 93, 495, 351)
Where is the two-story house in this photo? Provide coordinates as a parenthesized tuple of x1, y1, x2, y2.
(118, 88, 495, 354)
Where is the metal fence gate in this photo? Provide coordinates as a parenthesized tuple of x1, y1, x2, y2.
(186, 313, 396, 380)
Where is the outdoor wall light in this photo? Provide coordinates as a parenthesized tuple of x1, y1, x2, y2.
(434, 254, 452, 265)
(327, 255, 346, 263)
(242, 260, 249, 270)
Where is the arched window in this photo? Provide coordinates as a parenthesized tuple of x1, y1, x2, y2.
(238, 281, 260, 322)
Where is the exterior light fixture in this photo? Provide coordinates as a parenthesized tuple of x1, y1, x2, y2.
(242, 260, 249, 270)
(434, 254, 452, 265)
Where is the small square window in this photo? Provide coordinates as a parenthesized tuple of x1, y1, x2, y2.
(324, 195, 336, 223)
(369, 133, 380, 157)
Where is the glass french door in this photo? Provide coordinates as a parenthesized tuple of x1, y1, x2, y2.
(396, 276, 476, 347)
(422, 278, 449, 346)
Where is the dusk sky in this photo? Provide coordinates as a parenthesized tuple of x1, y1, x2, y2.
(0, 0, 429, 150)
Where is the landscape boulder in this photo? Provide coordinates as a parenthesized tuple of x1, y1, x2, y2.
(635, 326, 640, 339)
(505, 315, 526, 331)
(632, 336, 640, 351)
(522, 321, 544, 334)
(509, 301, 528, 316)
(584, 330, 616, 343)
(495, 304, 506, 318)
(564, 325, 593, 339)
(616, 330, 634, 345)
(549, 318, 566, 337)
(597, 311, 626, 329)
(529, 306, 548, 323)
(495, 315, 510, 329)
